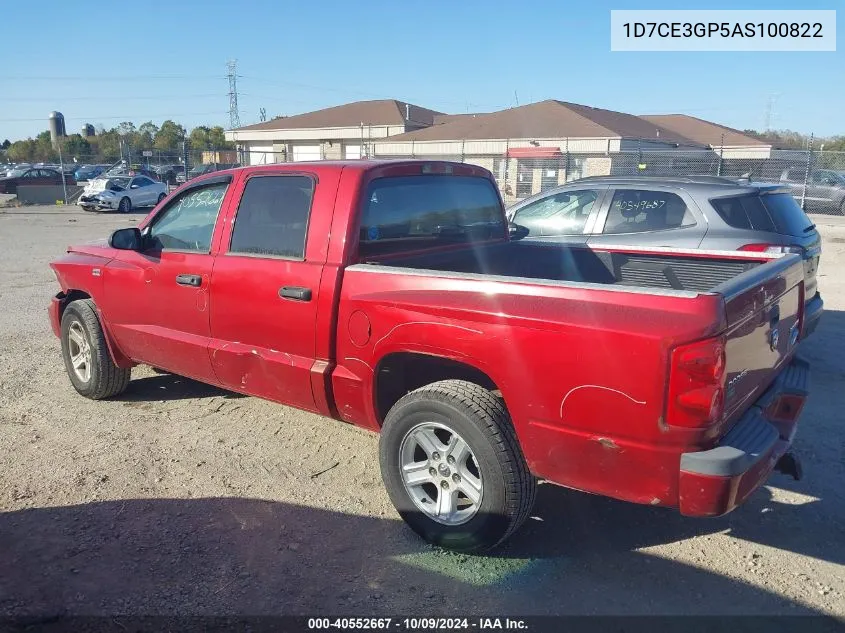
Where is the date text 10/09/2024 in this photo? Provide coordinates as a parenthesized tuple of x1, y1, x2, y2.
(307, 618, 528, 630)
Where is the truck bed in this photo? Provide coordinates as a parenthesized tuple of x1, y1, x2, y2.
(364, 241, 763, 294)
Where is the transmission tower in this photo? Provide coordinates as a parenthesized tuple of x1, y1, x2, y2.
(764, 93, 779, 131)
(227, 60, 241, 129)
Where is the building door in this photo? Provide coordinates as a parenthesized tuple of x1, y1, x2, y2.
(292, 145, 322, 162)
(344, 144, 361, 159)
(516, 161, 533, 198)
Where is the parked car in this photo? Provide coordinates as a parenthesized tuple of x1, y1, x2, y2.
(150, 164, 184, 185)
(176, 163, 239, 184)
(74, 165, 109, 182)
(506, 175, 823, 339)
(0, 167, 74, 194)
(779, 168, 845, 214)
(48, 160, 810, 552)
(78, 175, 167, 212)
(5, 166, 28, 178)
(103, 162, 161, 181)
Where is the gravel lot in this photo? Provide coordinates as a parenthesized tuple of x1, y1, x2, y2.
(1, 204, 844, 618)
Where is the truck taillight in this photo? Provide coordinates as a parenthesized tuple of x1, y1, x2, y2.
(667, 336, 727, 428)
(739, 243, 805, 255)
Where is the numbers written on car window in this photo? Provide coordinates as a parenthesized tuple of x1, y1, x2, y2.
(615, 198, 666, 213)
(603, 189, 695, 234)
(148, 183, 228, 252)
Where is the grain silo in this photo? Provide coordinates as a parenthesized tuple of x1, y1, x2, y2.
(81, 123, 95, 138)
(48, 111, 66, 147)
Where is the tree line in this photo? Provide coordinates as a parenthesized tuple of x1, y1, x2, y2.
(1, 121, 234, 164)
(741, 129, 845, 151)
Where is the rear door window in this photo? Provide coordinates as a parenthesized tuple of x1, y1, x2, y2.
(229, 175, 314, 259)
(511, 189, 601, 237)
(602, 189, 695, 234)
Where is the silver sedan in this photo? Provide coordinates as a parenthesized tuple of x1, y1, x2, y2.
(79, 175, 168, 213)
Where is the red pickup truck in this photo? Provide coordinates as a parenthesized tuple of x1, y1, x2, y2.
(49, 160, 810, 552)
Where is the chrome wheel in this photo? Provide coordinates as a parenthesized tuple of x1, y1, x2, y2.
(399, 422, 483, 526)
(67, 321, 92, 383)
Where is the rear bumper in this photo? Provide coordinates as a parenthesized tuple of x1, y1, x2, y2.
(803, 292, 823, 339)
(678, 355, 809, 517)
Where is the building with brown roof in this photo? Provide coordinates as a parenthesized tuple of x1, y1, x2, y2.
(225, 98, 771, 201)
(639, 114, 770, 158)
(371, 100, 711, 198)
(225, 99, 443, 164)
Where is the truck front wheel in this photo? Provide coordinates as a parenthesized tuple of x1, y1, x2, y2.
(60, 299, 131, 400)
(379, 380, 536, 552)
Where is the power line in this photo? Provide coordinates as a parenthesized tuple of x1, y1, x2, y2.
(0, 74, 226, 81)
(0, 112, 226, 122)
(3, 94, 224, 102)
(239, 75, 508, 110)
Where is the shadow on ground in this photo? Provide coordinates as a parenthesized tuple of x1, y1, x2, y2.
(116, 373, 245, 403)
(6, 315, 840, 617)
(0, 481, 838, 617)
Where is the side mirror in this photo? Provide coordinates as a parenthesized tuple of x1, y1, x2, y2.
(508, 222, 529, 240)
(109, 227, 143, 251)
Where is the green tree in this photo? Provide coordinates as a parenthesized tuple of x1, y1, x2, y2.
(34, 131, 57, 162)
(189, 125, 212, 149)
(137, 121, 159, 149)
(189, 125, 234, 151)
(90, 128, 122, 162)
(118, 121, 136, 137)
(1, 139, 10, 150)
(61, 134, 92, 160)
(208, 125, 234, 149)
(823, 136, 845, 151)
(154, 120, 186, 151)
(7, 139, 37, 162)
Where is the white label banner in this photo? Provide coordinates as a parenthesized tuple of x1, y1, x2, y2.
(610, 10, 836, 52)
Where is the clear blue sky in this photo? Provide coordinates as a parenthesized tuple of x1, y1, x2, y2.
(1, 0, 842, 141)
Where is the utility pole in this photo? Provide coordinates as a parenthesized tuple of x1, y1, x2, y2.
(259, 108, 267, 122)
(227, 60, 241, 129)
(800, 133, 814, 211)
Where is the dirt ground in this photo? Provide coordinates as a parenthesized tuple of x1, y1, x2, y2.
(0, 204, 844, 618)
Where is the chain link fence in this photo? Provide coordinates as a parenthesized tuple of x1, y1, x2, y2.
(33, 144, 845, 215)
(233, 144, 845, 216)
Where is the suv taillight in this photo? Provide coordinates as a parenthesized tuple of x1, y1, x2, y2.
(739, 243, 805, 255)
(667, 336, 727, 428)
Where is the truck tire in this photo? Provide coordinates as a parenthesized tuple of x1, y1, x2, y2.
(379, 380, 536, 552)
(60, 299, 130, 400)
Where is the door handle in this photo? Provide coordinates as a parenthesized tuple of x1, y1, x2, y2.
(175, 274, 202, 287)
(279, 286, 312, 301)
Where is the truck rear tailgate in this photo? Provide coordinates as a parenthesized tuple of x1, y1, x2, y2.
(710, 252, 806, 439)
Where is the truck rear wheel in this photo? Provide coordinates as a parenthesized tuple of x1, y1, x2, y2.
(379, 380, 536, 552)
(60, 299, 130, 400)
